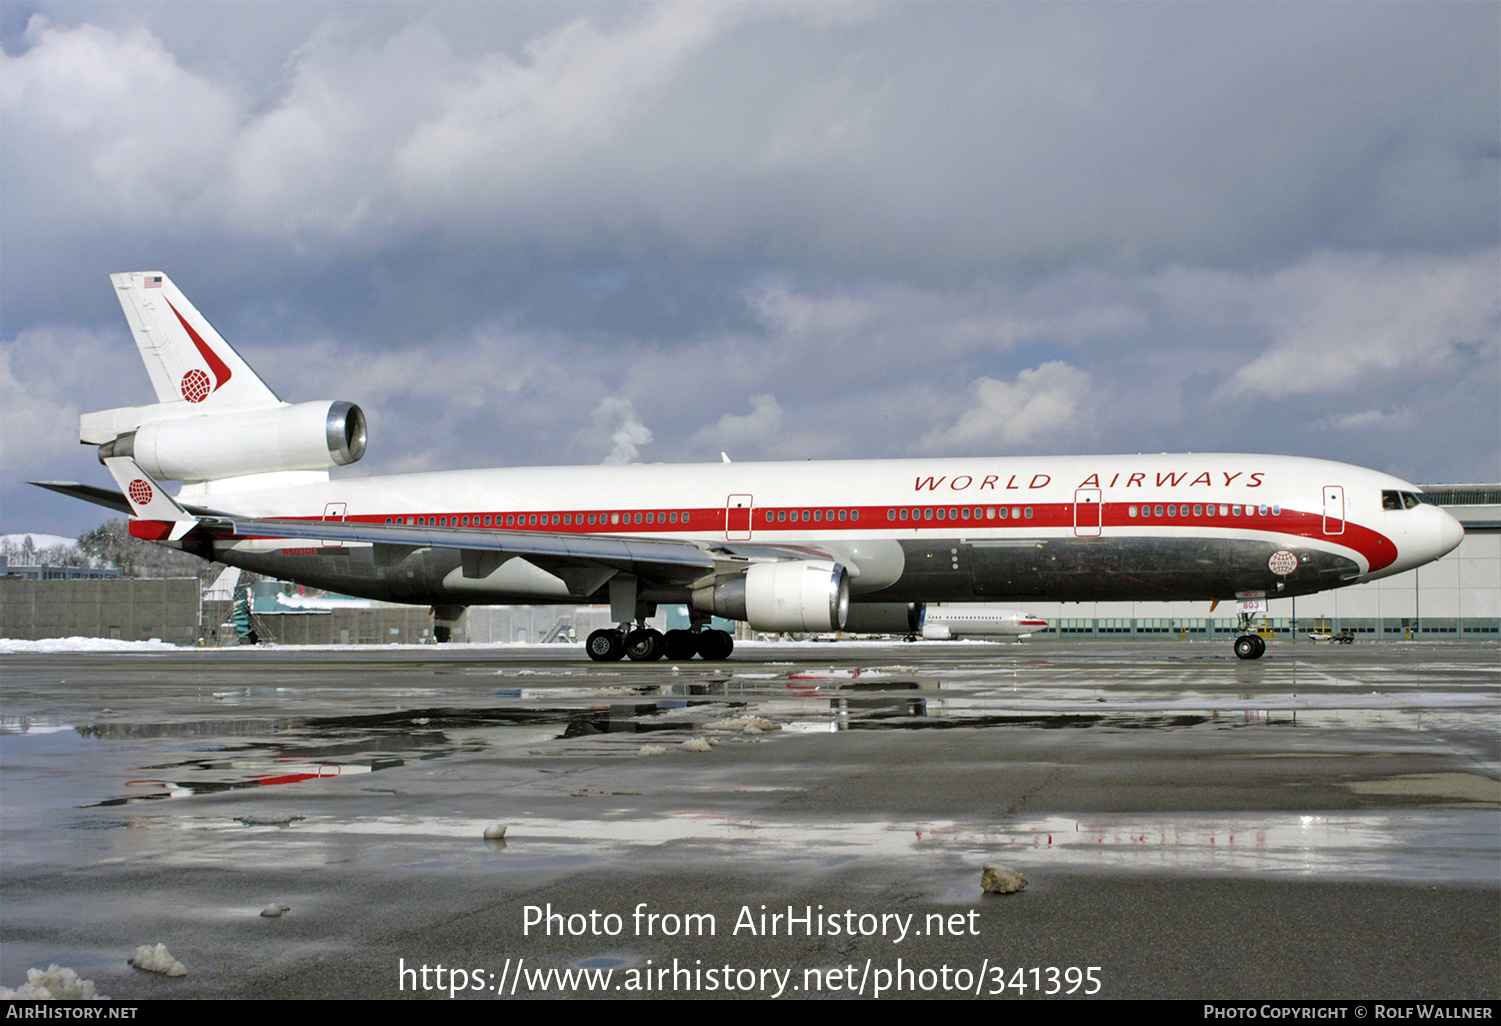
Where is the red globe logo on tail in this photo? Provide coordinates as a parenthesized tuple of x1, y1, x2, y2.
(128, 479, 154, 506)
(1268, 550, 1298, 576)
(180, 368, 212, 403)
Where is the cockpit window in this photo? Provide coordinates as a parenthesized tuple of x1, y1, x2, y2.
(1384, 490, 1433, 511)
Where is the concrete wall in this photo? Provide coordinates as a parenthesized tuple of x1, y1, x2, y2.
(201, 600, 440, 646)
(0, 578, 201, 643)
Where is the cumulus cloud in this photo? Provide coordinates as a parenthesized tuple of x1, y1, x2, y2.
(1150, 249, 1501, 399)
(592, 396, 654, 465)
(0, 324, 133, 481)
(0, 15, 239, 229)
(691, 393, 782, 453)
(923, 362, 1094, 452)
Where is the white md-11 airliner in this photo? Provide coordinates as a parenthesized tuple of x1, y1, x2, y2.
(36, 273, 1464, 662)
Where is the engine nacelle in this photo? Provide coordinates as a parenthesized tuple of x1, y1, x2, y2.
(692, 559, 850, 632)
(920, 623, 953, 640)
(842, 602, 926, 635)
(98, 400, 366, 482)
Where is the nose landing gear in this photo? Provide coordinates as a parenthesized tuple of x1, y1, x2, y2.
(1233, 633, 1266, 660)
(1233, 611, 1268, 660)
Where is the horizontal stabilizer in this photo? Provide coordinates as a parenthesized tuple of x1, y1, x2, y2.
(103, 457, 200, 541)
(29, 481, 133, 516)
(30, 480, 223, 519)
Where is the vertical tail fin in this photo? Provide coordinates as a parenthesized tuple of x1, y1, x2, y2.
(110, 272, 280, 410)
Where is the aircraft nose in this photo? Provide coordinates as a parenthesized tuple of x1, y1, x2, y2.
(1436, 508, 1464, 559)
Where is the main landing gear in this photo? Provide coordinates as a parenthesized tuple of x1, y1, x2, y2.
(585, 625, 734, 662)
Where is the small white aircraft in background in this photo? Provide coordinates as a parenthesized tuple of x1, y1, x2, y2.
(35, 273, 1465, 662)
(917, 605, 1049, 640)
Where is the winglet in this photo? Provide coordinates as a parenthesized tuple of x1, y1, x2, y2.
(103, 457, 199, 541)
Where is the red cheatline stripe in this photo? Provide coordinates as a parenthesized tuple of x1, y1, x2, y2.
(221, 500, 1394, 572)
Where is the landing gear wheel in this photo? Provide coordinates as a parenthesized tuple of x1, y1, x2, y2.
(662, 629, 698, 661)
(586, 628, 625, 662)
(1234, 634, 1265, 660)
(696, 629, 734, 661)
(624, 628, 665, 661)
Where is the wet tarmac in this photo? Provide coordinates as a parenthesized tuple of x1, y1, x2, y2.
(2, 638, 1497, 999)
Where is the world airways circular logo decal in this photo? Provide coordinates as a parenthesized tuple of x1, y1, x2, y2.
(128, 479, 153, 506)
(1268, 549, 1298, 576)
(180, 368, 211, 403)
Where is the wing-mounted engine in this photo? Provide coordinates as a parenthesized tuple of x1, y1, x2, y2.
(89, 400, 366, 483)
(692, 559, 850, 632)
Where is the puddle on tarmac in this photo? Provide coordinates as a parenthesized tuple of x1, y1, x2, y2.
(59, 806, 1499, 885)
(4, 667, 1492, 807)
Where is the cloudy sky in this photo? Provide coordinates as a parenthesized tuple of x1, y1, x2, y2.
(3, 1, 1497, 536)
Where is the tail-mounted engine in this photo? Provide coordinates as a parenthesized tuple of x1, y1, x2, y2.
(692, 559, 850, 633)
(95, 400, 366, 482)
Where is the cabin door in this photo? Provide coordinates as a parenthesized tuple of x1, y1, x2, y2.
(725, 495, 753, 541)
(1073, 489, 1102, 537)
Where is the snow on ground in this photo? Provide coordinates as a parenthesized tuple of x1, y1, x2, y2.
(0, 637, 184, 654)
(1, 533, 78, 552)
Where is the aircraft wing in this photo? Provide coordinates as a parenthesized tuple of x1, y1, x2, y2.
(219, 514, 719, 585)
(40, 460, 868, 590)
